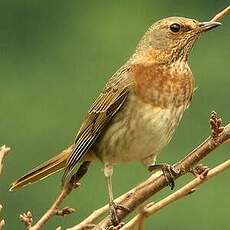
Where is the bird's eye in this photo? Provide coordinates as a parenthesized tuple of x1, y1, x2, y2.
(169, 23, 181, 33)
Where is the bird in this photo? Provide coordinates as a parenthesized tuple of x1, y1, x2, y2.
(10, 16, 221, 225)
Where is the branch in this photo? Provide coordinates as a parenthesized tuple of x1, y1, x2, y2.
(122, 160, 230, 229)
(68, 112, 230, 230)
(0, 145, 10, 229)
(0, 145, 10, 176)
(20, 161, 91, 230)
(0, 205, 5, 230)
(211, 5, 230, 22)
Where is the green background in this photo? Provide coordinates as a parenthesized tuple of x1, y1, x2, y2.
(0, 1, 229, 229)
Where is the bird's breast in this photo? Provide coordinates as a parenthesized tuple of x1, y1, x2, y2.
(94, 92, 187, 165)
(132, 61, 194, 108)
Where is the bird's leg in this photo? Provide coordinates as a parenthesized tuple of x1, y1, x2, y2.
(104, 163, 120, 226)
(148, 163, 180, 190)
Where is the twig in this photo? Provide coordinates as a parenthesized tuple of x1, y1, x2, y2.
(67, 204, 109, 230)
(121, 160, 230, 229)
(0, 204, 5, 230)
(0, 145, 10, 176)
(211, 5, 230, 22)
(20, 211, 33, 229)
(92, 112, 230, 229)
(136, 205, 146, 230)
(0, 220, 4, 230)
(20, 161, 91, 230)
(0, 146, 10, 230)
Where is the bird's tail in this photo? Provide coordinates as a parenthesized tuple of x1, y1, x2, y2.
(9, 145, 73, 191)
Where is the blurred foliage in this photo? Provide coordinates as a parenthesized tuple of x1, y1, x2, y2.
(0, 0, 229, 229)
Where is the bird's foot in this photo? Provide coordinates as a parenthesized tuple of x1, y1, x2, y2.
(110, 201, 120, 226)
(109, 202, 128, 227)
(148, 163, 180, 190)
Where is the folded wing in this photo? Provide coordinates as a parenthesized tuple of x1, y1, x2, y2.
(62, 67, 132, 185)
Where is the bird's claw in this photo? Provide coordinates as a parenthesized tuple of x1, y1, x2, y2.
(109, 202, 128, 227)
(110, 201, 120, 226)
(148, 163, 180, 190)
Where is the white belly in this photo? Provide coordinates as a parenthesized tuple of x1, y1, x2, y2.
(95, 93, 185, 166)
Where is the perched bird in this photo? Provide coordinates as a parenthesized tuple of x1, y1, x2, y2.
(10, 16, 221, 225)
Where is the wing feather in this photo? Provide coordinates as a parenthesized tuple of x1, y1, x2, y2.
(62, 67, 132, 184)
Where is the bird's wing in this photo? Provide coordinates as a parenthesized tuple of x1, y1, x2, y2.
(62, 66, 132, 184)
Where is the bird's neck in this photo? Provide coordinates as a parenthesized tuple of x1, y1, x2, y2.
(129, 48, 188, 67)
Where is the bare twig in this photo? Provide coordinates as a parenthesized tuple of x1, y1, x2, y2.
(20, 161, 91, 230)
(0, 220, 4, 230)
(0, 145, 10, 176)
(121, 160, 230, 229)
(136, 205, 146, 230)
(92, 112, 230, 229)
(211, 5, 230, 22)
(0, 204, 5, 230)
(0, 145, 10, 230)
(67, 204, 109, 230)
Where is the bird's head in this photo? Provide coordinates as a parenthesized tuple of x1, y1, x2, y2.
(135, 17, 221, 63)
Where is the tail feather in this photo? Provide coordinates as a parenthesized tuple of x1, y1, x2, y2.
(9, 145, 73, 191)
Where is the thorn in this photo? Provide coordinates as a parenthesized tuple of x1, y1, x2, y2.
(186, 188, 197, 196)
(199, 168, 209, 180)
(145, 202, 155, 209)
(55, 207, 75, 217)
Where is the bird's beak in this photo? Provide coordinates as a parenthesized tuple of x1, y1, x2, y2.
(198, 21, 221, 32)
